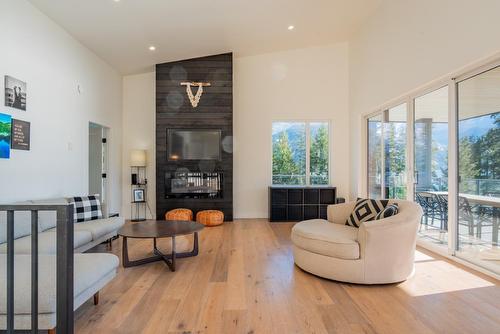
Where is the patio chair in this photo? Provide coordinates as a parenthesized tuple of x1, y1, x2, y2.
(415, 192, 441, 229)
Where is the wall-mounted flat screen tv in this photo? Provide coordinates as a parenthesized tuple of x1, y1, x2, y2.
(167, 129, 221, 160)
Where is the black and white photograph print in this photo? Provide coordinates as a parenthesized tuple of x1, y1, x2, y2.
(133, 188, 145, 202)
(4, 75, 27, 111)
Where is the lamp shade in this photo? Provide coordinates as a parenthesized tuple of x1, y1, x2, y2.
(130, 149, 147, 167)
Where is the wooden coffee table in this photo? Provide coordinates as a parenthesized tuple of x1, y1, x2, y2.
(118, 220, 204, 271)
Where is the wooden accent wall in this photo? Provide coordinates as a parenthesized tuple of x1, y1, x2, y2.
(156, 53, 233, 220)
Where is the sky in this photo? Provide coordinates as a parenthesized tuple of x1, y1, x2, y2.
(459, 112, 498, 139)
(0, 112, 12, 124)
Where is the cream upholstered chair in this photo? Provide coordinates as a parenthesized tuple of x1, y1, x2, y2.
(291, 200, 423, 284)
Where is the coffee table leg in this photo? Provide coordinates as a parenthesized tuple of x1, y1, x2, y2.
(174, 232, 199, 259)
(122, 236, 129, 267)
(122, 236, 162, 268)
(192, 232, 199, 256)
(171, 236, 176, 271)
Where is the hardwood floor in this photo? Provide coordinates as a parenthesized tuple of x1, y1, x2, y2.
(77, 220, 500, 334)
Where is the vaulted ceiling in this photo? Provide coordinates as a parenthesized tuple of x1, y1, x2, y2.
(29, 0, 381, 74)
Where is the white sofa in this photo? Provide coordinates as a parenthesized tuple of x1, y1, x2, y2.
(291, 200, 423, 284)
(0, 197, 124, 331)
(0, 197, 124, 254)
(0, 253, 118, 330)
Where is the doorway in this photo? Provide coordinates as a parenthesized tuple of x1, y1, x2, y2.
(89, 122, 109, 209)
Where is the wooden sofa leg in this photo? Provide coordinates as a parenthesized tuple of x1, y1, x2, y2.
(93, 291, 99, 305)
(48, 328, 56, 334)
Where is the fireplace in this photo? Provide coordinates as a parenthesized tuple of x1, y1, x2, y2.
(156, 53, 233, 220)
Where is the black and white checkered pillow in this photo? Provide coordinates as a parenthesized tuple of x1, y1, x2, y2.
(346, 198, 389, 227)
(71, 195, 103, 223)
(375, 203, 399, 220)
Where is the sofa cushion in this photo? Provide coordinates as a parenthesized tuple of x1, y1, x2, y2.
(0, 230, 93, 254)
(0, 212, 31, 243)
(69, 195, 103, 223)
(0, 253, 119, 314)
(73, 217, 124, 240)
(375, 203, 399, 220)
(30, 198, 69, 205)
(0, 201, 36, 244)
(30, 198, 69, 231)
(346, 198, 389, 228)
(291, 219, 360, 260)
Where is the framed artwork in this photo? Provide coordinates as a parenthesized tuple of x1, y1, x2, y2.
(4, 76, 27, 111)
(11, 119, 30, 150)
(0, 113, 12, 159)
(133, 188, 145, 202)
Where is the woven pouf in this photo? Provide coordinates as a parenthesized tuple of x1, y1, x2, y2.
(196, 210, 224, 227)
(165, 208, 193, 221)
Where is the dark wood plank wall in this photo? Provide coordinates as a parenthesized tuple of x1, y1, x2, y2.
(156, 53, 233, 220)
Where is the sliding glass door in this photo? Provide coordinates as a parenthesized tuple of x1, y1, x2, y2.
(384, 104, 408, 199)
(457, 66, 500, 274)
(366, 103, 408, 200)
(364, 59, 500, 275)
(414, 86, 449, 246)
(367, 115, 382, 198)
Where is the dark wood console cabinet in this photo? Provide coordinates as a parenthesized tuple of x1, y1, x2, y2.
(269, 186, 337, 222)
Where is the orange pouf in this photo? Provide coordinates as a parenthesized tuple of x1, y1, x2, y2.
(196, 210, 224, 227)
(165, 208, 193, 221)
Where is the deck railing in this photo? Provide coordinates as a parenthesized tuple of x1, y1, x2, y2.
(0, 204, 74, 334)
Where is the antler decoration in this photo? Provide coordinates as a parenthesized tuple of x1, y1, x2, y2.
(180, 82, 211, 108)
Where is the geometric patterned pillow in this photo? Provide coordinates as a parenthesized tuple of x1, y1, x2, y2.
(70, 195, 103, 223)
(345, 198, 389, 228)
(375, 203, 399, 220)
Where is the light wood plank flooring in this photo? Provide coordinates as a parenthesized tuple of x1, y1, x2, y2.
(77, 220, 500, 334)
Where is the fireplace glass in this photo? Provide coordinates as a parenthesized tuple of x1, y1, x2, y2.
(165, 172, 223, 198)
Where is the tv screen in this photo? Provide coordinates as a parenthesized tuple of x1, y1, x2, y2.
(167, 129, 221, 160)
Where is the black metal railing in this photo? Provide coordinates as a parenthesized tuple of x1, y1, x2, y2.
(1, 204, 74, 334)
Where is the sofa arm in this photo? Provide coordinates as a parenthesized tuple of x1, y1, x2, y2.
(327, 201, 356, 224)
(357, 203, 422, 282)
(101, 202, 109, 218)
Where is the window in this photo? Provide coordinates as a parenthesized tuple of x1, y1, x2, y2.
(367, 114, 382, 198)
(272, 121, 329, 185)
(457, 65, 500, 274)
(384, 103, 408, 199)
(414, 86, 449, 246)
(365, 104, 408, 200)
(363, 57, 500, 276)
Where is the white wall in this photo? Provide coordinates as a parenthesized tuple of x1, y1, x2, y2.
(349, 0, 500, 198)
(234, 44, 350, 218)
(121, 43, 350, 219)
(121, 72, 155, 219)
(0, 0, 122, 213)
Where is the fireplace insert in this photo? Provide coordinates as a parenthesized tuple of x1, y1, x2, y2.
(165, 171, 223, 198)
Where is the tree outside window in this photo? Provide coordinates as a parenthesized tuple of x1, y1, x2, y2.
(272, 122, 329, 185)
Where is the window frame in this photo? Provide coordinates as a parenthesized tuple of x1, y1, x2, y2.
(271, 120, 331, 186)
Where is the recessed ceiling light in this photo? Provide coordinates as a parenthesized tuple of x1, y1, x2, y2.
(149, 46, 156, 51)
(113, 0, 120, 2)
(288, 25, 295, 31)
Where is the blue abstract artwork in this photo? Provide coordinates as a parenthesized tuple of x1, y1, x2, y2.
(0, 113, 12, 159)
